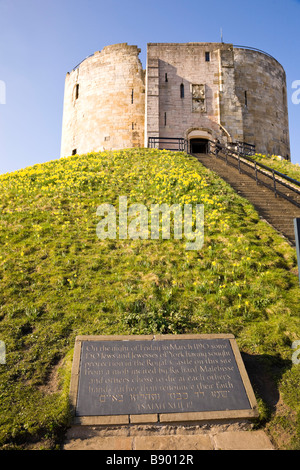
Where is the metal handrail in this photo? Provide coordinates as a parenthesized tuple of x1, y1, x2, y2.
(232, 45, 280, 65)
(240, 154, 300, 188)
(148, 136, 188, 152)
(226, 141, 256, 156)
(207, 140, 300, 208)
(71, 54, 94, 72)
(147, 136, 300, 207)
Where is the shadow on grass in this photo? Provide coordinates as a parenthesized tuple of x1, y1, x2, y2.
(242, 352, 291, 414)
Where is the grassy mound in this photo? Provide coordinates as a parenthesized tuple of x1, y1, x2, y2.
(0, 148, 299, 449)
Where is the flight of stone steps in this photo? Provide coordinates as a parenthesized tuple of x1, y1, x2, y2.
(194, 153, 300, 246)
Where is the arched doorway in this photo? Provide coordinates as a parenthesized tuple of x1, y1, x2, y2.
(190, 138, 209, 154)
(186, 128, 213, 155)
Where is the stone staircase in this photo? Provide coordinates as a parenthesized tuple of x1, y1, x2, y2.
(194, 153, 300, 246)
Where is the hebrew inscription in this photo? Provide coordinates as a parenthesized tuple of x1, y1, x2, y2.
(75, 339, 251, 416)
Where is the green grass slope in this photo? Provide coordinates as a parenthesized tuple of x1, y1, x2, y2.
(0, 148, 300, 449)
(251, 153, 300, 182)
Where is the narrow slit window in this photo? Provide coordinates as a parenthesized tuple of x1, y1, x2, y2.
(283, 86, 287, 107)
(164, 112, 167, 126)
(205, 52, 210, 62)
(180, 83, 184, 99)
(165, 73, 168, 82)
(245, 91, 248, 107)
(75, 84, 79, 100)
(72, 149, 77, 155)
(131, 89, 134, 104)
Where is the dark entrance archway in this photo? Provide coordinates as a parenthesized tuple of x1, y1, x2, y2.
(190, 138, 209, 154)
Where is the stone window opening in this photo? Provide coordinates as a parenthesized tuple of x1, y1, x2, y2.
(75, 84, 79, 100)
(131, 89, 134, 104)
(282, 86, 287, 107)
(205, 52, 210, 62)
(72, 149, 77, 155)
(244, 91, 248, 108)
(180, 83, 184, 99)
(164, 112, 167, 126)
(165, 73, 168, 82)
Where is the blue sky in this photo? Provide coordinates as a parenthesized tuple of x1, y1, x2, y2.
(0, 0, 300, 174)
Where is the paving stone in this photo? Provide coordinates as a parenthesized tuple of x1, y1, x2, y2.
(63, 428, 275, 451)
(134, 435, 214, 450)
(213, 430, 275, 450)
(64, 436, 133, 450)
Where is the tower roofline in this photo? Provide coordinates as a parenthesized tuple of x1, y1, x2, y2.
(233, 44, 283, 68)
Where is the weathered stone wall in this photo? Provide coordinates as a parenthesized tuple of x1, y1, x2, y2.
(146, 43, 240, 146)
(60, 44, 145, 157)
(218, 48, 244, 143)
(234, 48, 290, 157)
(145, 43, 290, 157)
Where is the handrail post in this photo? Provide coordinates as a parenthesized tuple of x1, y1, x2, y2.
(294, 219, 300, 286)
(273, 169, 277, 197)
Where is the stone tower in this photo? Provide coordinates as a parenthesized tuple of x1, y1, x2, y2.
(60, 44, 145, 157)
(146, 43, 290, 158)
(61, 42, 290, 159)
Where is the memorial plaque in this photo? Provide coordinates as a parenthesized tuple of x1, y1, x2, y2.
(70, 335, 258, 424)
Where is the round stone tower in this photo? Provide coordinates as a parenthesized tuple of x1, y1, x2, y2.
(60, 43, 145, 157)
(233, 47, 290, 158)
